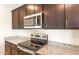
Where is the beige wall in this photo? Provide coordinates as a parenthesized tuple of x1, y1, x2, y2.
(0, 4, 31, 54)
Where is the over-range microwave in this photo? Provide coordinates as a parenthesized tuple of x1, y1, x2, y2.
(24, 13, 43, 28)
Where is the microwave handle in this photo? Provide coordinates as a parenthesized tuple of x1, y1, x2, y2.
(35, 16, 37, 25)
(33, 17, 37, 26)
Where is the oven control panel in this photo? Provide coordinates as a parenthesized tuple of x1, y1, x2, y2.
(31, 33, 48, 40)
(31, 33, 48, 45)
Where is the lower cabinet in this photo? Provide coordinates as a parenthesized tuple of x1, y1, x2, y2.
(5, 41, 32, 55)
(11, 43, 18, 55)
(5, 41, 11, 55)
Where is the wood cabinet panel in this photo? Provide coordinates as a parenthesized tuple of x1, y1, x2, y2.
(12, 8, 19, 29)
(25, 4, 34, 16)
(5, 41, 32, 55)
(5, 41, 11, 55)
(43, 4, 65, 29)
(35, 4, 44, 13)
(11, 44, 18, 55)
(5, 41, 18, 55)
(19, 5, 26, 29)
(65, 4, 79, 29)
(55, 4, 65, 29)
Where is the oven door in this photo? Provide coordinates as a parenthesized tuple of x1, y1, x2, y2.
(17, 46, 35, 55)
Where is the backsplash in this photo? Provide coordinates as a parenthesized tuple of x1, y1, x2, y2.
(30, 29, 79, 45)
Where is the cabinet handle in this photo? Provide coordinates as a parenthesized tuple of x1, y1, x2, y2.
(66, 19, 67, 28)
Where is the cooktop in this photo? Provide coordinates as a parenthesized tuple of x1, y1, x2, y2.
(18, 40, 46, 51)
(18, 33, 48, 51)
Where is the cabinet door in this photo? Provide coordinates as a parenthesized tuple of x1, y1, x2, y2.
(12, 9, 19, 29)
(11, 44, 18, 55)
(5, 41, 11, 55)
(19, 5, 26, 29)
(55, 4, 65, 29)
(35, 4, 44, 13)
(65, 4, 79, 29)
(25, 4, 34, 16)
(43, 4, 65, 29)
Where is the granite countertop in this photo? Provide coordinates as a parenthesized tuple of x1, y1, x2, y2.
(5, 36, 79, 55)
(36, 44, 48, 55)
(5, 36, 30, 45)
(36, 41, 79, 55)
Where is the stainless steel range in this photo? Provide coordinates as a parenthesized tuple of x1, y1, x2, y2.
(17, 33, 48, 55)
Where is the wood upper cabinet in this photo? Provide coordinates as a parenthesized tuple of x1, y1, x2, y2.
(35, 4, 44, 13)
(19, 5, 26, 29)
(25, 4, 35, 16)
(25, 4, 44, 15)
(43, 4, 65, 29)
(65, 4, 79, 29)
(55, 4, 65, 29)
(12, 8, 19, 29)
(12, 5, 26, 29)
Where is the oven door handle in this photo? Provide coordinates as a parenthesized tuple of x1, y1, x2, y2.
(17, 45, 35, 55)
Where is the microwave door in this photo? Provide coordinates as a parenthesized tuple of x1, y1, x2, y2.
(24, 12, 42, 28)
(24, 18, 34, 26)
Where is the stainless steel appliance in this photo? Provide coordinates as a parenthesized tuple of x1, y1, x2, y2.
(17, 33, 48, 55)
(24, 13, 43, 28)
